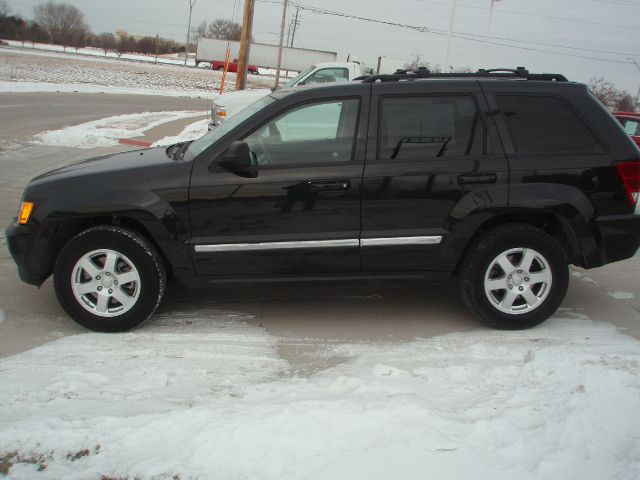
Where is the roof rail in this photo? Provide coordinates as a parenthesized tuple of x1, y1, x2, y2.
(361, 66, 568, 83)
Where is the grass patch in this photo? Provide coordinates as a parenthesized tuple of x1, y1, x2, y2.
(0, 450, 50, 475)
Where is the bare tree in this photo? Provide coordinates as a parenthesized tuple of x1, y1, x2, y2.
(137, 36, 156, 55)
(403, 54, 442, 73)
(616, 93, 636, 112)
(96, 32, 115, 55)
(588, 77, 620, 110)
(194, 18, 242, 41)
(0, 1, 11, 17)
(192, 20, 207, 40)
(33, 1, 89, 48)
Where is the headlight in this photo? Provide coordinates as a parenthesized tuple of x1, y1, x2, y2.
(215, 106, 227, 123)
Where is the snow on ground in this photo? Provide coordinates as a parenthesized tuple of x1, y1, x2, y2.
(1, 40, 299, 77)
(34, 111, 206, 148)
(1, 310, 640, 479)
(0, 80, 216, 98)
(1, 39, 199, 67)
(0, 47, 274, 97)
(152, 118, 210, 146)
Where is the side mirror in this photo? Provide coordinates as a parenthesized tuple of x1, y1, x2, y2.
(216, 141, 257, 178)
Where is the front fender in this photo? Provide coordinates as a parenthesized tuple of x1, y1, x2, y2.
(25, 187, 193, 286)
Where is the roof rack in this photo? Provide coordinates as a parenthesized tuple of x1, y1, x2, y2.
(361, 66, 568, 83)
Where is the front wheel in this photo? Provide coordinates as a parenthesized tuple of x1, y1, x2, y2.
(54, 226, 166, 332)
(459, 224, 569, 330)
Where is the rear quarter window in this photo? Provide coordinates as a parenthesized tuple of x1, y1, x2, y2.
(496, 94, 603, 154)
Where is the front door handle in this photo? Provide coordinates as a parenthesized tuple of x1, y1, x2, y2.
(308, 180, 351, 192)
(458, 173, 497, 185)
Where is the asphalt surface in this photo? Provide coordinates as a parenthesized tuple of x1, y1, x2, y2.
(0, 92, 209, 144)
(1, 92, 639, 368)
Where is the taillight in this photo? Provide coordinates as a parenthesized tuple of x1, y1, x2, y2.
(616, 161, 640, 205)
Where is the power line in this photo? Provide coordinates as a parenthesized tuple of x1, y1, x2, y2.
(265, 1, 635, 65)
(589, 0, 640, 6)
(414, 0, 640, 31)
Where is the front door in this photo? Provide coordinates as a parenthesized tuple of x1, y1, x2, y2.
(189, 96, 366, 276)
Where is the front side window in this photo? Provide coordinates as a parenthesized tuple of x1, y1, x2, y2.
(244, 99, 359, 167)
(378, 95, 484, 160)
(496, 94, 603, 154)
(187, 95, 276, 158)
(303, 68, 350, 85)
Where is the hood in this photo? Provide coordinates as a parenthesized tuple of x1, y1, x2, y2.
(214, 88, 271, 117)
(31, 147, 177, 185)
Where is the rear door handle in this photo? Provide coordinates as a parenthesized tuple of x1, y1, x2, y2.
(458, 173, 497, 185)
(308, 180, 351, 192)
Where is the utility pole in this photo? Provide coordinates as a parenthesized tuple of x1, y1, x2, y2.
(236, 0, 255, 90)
(482, 0, 501, 67)
(443, 0, 457, 70)
(274, 0, 288, 89)
(184, 0, 196, 66)
(629, 58, 640, 112)
(284, 7, 299, 79)
(289, 6, 300, 47)
(155, 34, 159, 64)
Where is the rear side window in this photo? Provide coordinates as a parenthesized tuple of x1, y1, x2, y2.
(496, 94, 603, 154)
(377, 96, 485, 160)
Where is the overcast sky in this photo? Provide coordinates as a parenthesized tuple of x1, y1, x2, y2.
(8, 0, 640, 94)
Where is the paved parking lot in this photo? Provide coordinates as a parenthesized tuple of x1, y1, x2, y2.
(1, 92, 639, 366)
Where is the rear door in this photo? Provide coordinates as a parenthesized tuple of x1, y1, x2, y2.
(361, 80, 509, 272)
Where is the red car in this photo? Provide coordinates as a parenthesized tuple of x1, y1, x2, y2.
(613, 111, 640, 147)
(211, 58, 259, 75)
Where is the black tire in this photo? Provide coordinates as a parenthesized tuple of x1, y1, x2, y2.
(54, 226, 166, 332)
(458, 223, 569, 330)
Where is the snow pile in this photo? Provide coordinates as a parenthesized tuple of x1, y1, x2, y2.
(34, 111, 206, 148)
(152, 118, 210, 146)
(1, 310, 639, 479)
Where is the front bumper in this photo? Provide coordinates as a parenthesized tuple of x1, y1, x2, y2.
(6, 222, 43, 286)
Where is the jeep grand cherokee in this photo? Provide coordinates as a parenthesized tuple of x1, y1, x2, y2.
(7, 68, 640, 332)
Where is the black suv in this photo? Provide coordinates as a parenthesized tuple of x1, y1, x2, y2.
(7, 68, 640, 332)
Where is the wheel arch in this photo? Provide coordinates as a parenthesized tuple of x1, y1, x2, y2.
(447, 209, 597, 276)
(36, 212, 186, 285)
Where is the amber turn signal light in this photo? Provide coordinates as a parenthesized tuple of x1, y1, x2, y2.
(18, 202, 34, 225)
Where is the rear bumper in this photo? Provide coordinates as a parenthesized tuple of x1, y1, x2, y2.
(5, 222, 43, 286)
(594, 213, 640, 265)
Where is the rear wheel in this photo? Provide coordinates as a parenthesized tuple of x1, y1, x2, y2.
(54, 226, 166, 332)
(459, 224, 569, 329)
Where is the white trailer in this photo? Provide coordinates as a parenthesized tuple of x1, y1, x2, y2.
(195, 38, 337, 71)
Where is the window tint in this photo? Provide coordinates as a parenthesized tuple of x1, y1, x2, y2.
(496, 94, 603, 154)
(244, 99, 359, 167)
(378, 96, 484, 160)
(304, 68, 349, 84)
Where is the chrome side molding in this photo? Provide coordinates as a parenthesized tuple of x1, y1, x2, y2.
(360, 236, 442, 247)
(194, 236, 443, 253)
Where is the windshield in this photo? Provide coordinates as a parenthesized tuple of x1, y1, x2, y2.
(187, 95, 276, 158)
(283, 65, 316, 88)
